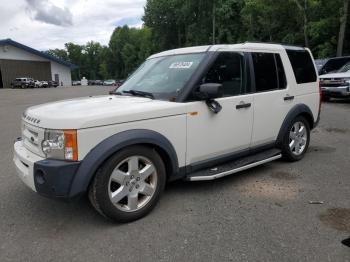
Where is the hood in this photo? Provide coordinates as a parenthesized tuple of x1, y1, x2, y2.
(319, 72, 350, 79)
(23, 95, 187, 129)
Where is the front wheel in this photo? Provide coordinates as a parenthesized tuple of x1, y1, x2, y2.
(281, 116, 310, 162)
(89, 145, 166, 222)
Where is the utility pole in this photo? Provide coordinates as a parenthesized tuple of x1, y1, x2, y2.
(337, 0, 349, 56)
(212, 1, 216, 45)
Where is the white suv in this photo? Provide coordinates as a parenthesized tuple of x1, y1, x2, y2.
(13, 43, 320, 222)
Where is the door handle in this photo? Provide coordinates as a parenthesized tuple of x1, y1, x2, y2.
(284, 95, 295, 101)
(236, 102, 252, 109)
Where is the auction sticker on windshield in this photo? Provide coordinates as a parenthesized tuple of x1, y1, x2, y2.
(169, 62, 193, 69)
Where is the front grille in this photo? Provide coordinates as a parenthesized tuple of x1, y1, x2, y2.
(321, 78, 349, 87)
(22, 121, 45, 157)
(322, 83, 349, 87)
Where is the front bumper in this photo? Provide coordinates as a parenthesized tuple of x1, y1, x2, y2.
(13, 140, 80, 200)
(322, 86, 350, 98)
(13, 140, 42, 192)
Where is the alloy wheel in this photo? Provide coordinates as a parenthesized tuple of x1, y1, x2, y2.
(289, 121, 308, 156)
(108, 156, 157, 212)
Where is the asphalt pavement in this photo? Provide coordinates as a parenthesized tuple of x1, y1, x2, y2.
(0, 86, 349, 261)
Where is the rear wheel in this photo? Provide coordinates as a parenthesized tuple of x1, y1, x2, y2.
(281, 116, 310, 161)
(89, 145, 166, 222)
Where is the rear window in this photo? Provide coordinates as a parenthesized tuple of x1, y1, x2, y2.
(286, 49, 317, 84)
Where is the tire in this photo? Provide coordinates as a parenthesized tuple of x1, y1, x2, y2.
(281, 116, 310, 162)
(88, 145, 166, 223)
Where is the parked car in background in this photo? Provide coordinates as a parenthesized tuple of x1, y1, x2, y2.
(88, 80, 103, 85)
(103, 79, 116, 86)
(320, 61, 350, 100)
(315, 59, 328, 71)
(41, 81, 49, 88)
(72, 81, 81, 86)
(34, 80, 42, 88)
(107, 80, 125, 94)
(319, 56, 350, 75)
(49, 81, 59, 88)
(116, 80, 124, 87)
(11, 77, 35, 88)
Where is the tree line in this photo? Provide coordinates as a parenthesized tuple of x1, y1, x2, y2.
(46, 0, 349, 80)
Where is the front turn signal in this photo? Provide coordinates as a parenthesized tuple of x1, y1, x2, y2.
(64, 130, 78, 161)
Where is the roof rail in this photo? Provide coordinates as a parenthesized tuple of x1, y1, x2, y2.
(243, 41, 305, 50)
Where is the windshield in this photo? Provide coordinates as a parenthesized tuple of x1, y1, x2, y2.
(320, 57, 350, 74)
(338, 62, 350, 73)
(117, 53, 206, 100)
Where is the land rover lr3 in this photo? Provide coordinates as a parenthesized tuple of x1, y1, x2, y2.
(13, 43, 321, 222)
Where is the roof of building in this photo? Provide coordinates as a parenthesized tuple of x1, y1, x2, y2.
(149, 42, 306, 59)
(0, 38, 77, 69)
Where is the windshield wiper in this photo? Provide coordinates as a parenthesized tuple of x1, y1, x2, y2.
(122, 90, 154, 99)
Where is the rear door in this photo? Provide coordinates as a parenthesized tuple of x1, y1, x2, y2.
(285, 49, 319, 121)
(186, 52, 254, 165)
(250, 52, 294, 147)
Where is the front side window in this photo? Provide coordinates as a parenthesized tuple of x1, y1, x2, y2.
(118, 53, 206, 100)
(201, 52, 246, 97)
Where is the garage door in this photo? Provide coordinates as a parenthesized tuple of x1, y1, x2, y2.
(0, 59, 51, 88)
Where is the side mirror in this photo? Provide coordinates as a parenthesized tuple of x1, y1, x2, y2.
(198, 83, 223, 100)
(196, 83, 223, 114)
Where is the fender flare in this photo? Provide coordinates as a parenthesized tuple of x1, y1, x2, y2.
(69, 129, 179, 198)
(276, 104, 315, 147)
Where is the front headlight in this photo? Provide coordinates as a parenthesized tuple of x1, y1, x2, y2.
(41, 129, 78, 161)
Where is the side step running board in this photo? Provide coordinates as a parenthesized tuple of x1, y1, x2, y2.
(187, 149, 282, 181)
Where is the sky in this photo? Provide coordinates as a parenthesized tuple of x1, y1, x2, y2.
(0, 0, 146, 50)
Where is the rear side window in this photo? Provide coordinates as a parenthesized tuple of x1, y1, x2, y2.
(252, 53, 286, 92)
(286, 49, 317, 84)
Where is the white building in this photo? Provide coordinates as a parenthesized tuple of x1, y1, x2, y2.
(0, 38, 76, 88)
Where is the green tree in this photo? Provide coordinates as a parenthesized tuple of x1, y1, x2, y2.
(109, 26, 154, 78)
(45, 48, 68, 60)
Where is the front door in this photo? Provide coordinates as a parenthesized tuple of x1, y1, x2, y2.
(186, 52, 254, 166)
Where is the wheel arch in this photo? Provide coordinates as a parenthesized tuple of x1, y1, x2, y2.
(276, 104, 314, 147)
(69, 129, 180, 198)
